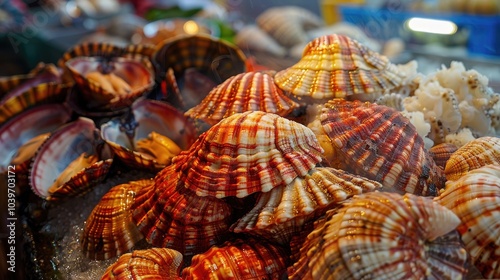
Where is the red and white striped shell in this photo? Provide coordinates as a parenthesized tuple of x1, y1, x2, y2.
(289, 191, 467, 280)
(81, 179, 153, 260)
(274, 34, 404, 101)
(184, 71, 300, 126)
(314, 99, 445, 196)
(101, 248, 183, 280)
(181, 237, 290, 279)
(428, 142, 458, 169)
(173, 110, 324, 198)
(435, 164, 500, 279)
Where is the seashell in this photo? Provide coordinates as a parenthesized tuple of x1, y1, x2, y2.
(131, 164, 233, 259)
(289, 191, 468, 280)
(30, 117, 113, 201)
(256, 6, 324, 48)
(444, 136, 500, 181)
(181, 237, 290, 279)
(82, 179, 153, 260)
(101, 248, 183, 280)
(231, 167, 383, 244)
(184, 71, 300, 126)
(274, 34, 404, 102)
(435, 164, 500, 279)
(101, 98, 197, 171)
(173, 111, 324, 198)
(429, 142, 458, 169)
(314, 99, 445, 196)
(235, 25, 287, 57)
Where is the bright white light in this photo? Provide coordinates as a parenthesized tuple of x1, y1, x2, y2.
(407, 17, 458, 35)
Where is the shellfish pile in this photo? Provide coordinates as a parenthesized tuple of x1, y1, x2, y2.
(2, 30, 500, 280)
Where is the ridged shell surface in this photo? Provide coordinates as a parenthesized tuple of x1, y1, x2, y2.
(318, 99, 444, 196)
(435, 164, 500, 279)
(274, 34, 404, 100)
(181, 237, 290, 280)
(82, 179, 153, 260)
(429, 142, 458, 169)
(184, 71, 299, 125)
(173, 111, 324, 198)
(289, 192, 467, 280)
(444, 136, 500, 181)
(101, 248, 183, 280)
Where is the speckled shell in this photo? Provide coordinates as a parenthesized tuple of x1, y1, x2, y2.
(173, 111, 324, 198)
(185, 71, 300, 125)
(181, 237, 290, 280)
(231, 167, 382, 244)
(289, 192, 467, 280)
(274, 34, 404, 101)
(435, 164, 500, 279)
(429, 142, 458, 169)
(444, 136, 500, 181)
(101, 248, 183, 280)
(82, 179, 153, 260)
(317, 99, 445, 196)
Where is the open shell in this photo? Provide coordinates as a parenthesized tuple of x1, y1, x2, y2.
(173, 111, 324, 198)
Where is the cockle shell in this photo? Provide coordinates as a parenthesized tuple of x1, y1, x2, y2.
(274, 34, 404, 101)
(429, 142, 458, 169)
(313, 99, 445, 196)
(101, 248, 183, 280)
(435, 164, 500, 279)
(231, 167, 383, 244)
(184, 71, 300, 126)
(82, 179, 153, 260)
(289, 191, 468, 280)
(444, 136, 500, 181)
(173, 111, 324, 198)
(181, 237, 290, 279)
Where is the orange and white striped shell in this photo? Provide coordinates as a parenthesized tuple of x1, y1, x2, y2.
(173, 111, 324, 198)
(435, 164, 500, 279)
(81, 179, 153, 260)
(184, 71, 300, 126)
(289, 191, 467, 280)
(274, 34, 404, 101)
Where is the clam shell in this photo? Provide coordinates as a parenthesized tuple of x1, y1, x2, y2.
(58, 42, 124, 69)
(181, 237, 290, 280)
(101, 248, 183, 280)
(231, 167, 382, 244)
(82, 179, 153, 260)
(444, 136, 500, 181)
(316, 99, 444, 196)
(435, 164, 500, 279)
(289, 192, 467, 280)
(274, 34, 404, 101)
(173, 111, 324, 198)
(185, 71, 300, 126)
(429, 142, 458, 169)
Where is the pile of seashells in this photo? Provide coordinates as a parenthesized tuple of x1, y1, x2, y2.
(2, 32, 500, 279)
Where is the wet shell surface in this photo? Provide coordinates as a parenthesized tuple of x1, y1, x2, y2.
(184, 71, 300, 126)
(181, 237, 290, 280)
(316, 99, 444, 196)
(82, 179, 153, 260)
(101, 248, 183, 280)
(435, 164, 500, 279)
(274, 34, 404, 101)
(444, 136, 500, 181)
(289, 191, 467, 280)
(231, 167, 383, 244)
(428, 142, 458, 169)
(173, 111, 324, 198)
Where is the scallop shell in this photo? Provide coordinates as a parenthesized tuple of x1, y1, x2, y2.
(185, 71, 300, 126)
(82, 179, 153, 260)
(173, 111, 324, 198)
(429, 142, 458, 169)
(231, 167, 383, 244)
(100, 98, 197, 171)
(316, 99, 444, 196)
(444, 136, 500, 181)
(181, 237, 290, 280)
(289, 192, 467, 280)
(435, 164, 500, 279)
(101, 248, 183, 280)
(274, 34, 404, 101)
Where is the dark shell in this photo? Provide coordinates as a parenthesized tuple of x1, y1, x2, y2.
(429, 142, 458, 169)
